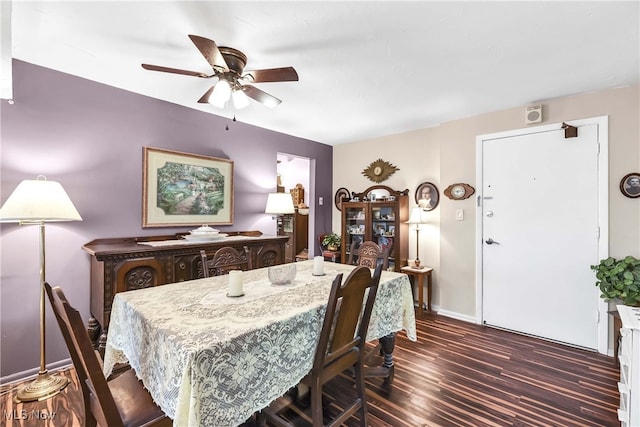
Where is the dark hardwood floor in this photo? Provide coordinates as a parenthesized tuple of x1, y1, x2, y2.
(0, 313, 619, 426)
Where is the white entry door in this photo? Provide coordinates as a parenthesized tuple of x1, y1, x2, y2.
(477, 118, 608, 351)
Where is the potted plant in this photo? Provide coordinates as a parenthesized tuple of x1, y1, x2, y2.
(322, 233, 341, 251)
(591, 256, 640, 306)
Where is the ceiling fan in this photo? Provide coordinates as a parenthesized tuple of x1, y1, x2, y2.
(142, 35, 298, 109)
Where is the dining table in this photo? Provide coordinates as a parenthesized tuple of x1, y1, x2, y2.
(103, 259, 417, 427)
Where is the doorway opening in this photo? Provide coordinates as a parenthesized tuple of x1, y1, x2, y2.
(277, 153, 313, 260)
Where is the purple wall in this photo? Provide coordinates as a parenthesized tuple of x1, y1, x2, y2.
(0, 60, 333, 378)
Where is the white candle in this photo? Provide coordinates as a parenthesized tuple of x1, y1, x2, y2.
(313, 256, 325, 276)
(228, 270, 244, 296)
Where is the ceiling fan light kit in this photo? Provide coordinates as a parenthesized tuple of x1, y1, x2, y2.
(210, 79, 231, 108)
(142, 35, 298, 109)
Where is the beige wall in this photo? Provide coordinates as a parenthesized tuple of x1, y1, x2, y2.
(334, 84, 640, 320)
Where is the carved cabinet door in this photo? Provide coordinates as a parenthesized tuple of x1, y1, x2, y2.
(114, 257, 167, 294)
(254, 243, 284, 268)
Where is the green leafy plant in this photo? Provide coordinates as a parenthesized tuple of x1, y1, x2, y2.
(322, 233, 341, 250)
(591, 256, 640, 306)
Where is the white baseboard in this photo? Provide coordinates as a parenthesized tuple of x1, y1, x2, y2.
(435, 308, 477, 324)
(1, 359, 72, 386)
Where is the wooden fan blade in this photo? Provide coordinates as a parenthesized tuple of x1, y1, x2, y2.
(142, 64, 213, 78)
(188, 34, 229, 72)
(243, 85, 282, 108)
(198, 86, 215, 104)
(244, 67, 299, 83)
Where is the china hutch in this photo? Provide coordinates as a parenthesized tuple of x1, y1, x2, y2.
(340, 185, 409, 271)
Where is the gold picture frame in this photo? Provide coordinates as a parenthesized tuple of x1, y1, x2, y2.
(143, 147, 234, 227)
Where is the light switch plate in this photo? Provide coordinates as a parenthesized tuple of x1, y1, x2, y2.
(456, 209, 464, 221)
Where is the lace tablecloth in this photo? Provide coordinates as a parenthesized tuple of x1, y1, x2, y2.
(103, 260, 416, 427)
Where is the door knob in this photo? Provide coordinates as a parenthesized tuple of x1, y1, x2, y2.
(485, 238, 500, 245)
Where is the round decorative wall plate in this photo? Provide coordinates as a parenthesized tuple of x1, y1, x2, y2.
(362, 159, 399, 183)
(334, 187, 350, 211)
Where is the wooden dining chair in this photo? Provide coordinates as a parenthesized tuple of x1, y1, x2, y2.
(200, 246, 251, 277)
(348, 240, 389, 270)
(44, 282, 171, 427)
(258, 263, 383, 427)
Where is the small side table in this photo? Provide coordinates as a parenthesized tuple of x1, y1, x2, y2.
(401, 266, 433, 317)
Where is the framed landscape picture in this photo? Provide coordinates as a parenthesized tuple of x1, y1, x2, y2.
(143, 147, 234, 227)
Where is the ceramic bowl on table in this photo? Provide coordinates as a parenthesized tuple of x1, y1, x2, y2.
(268, 264, 297, 285)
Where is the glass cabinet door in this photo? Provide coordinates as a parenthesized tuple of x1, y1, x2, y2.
(371, 204, 396, 269)
(344, 204, 366, 260)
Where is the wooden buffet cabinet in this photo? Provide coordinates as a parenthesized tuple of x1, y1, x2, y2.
(82, 233, 288, 354)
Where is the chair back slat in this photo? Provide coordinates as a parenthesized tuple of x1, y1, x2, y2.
(200, 245, 252, 277)
(348, 240, 389, 270)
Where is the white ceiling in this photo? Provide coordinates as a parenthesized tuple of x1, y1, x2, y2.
(7, 1, 640, 145)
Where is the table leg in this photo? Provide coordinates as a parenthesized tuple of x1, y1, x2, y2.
(379, 333, 396, 384)
(363, 333, 396, 384)
(426, 270, 432, 312)
(416, 274, 425, 317)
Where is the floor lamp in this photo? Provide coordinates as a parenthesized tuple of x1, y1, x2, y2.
(0, 176, 82, 402)
(406, 207, 428, 269)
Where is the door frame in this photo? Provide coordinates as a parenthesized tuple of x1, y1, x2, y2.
(475, 116, 609, 354)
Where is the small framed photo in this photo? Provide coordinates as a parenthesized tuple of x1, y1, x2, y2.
(620, 173, 640, 199)
(387, 225, 396, 236)
(375, 223, 386, 235)
(415, 181, 440, 211)
(143, 147, 234, 227)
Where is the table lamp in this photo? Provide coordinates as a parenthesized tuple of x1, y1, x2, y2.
(0, 176, 82, 402)
(265, 192, 295, 235)
(406, 206, 428, 269)
(265, 192, 295, 217)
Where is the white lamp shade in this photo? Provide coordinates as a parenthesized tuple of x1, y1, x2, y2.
(210, 79, 231, 108)
(232, 88, 250, 109)
(0, 178, 82, 222)
(406, 206, 428, 224)
(265, 193, 295, 214)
